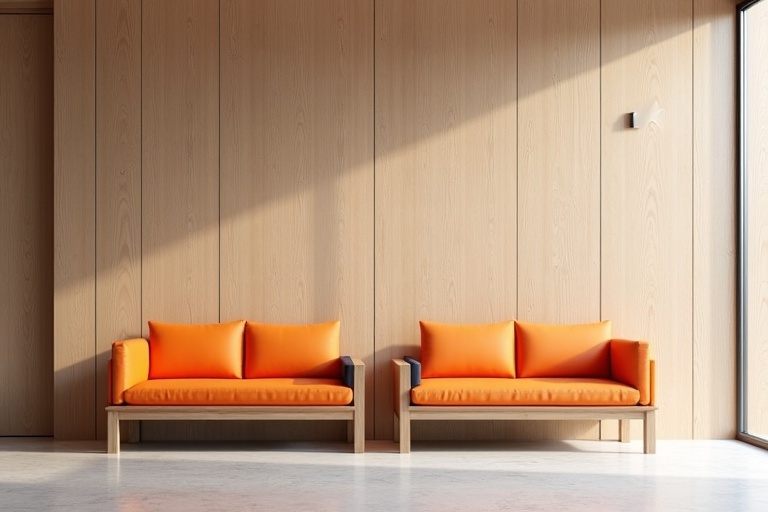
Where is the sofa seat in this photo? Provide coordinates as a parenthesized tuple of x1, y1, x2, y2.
(411, 377, 640, 406)
(124, 378, 354, 406)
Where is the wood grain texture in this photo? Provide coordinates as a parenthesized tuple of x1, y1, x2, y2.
(601, 0, 693, 440)
(518, 0, 600, 323)
(0, 0, 52, 13)
(219, 0, 374, 440)
(375, 0, 517, 440)
(0, 14, 53, 436)
(141, 0, 219, 327)
(517, 0, 601, 440)
(95, 0, 141, 441)
(692, 0, 737, 439)
(140, 0, 220, 441)
(54, 0, 96, 440)
(744, 0, 768, 440)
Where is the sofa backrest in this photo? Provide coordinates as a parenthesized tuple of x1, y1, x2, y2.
(148, 320, 246, 379)
(244, 320, 341, 378)
(419, 320, 516, 378)
(514, 320, 612, 379)
(145, 319, 343, 380)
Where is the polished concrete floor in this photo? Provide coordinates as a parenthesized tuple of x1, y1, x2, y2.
(1, 438, 767, 511)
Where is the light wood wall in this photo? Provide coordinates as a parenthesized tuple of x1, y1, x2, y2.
(219, 0, 375, 439)
(517, 0, 601, 440)
(48, 0, 739, 442)
(0, 13, 53, 436)
(54, 0, 96, 440)
(95, 0, 141, 442)
(375, 0, 517, 440)
(693, 0, 738, 439)
(602, 0, 694, 440)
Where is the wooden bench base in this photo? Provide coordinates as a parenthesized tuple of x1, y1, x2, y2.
(393, 405, 657, 453)
(392, 359, 656, 454)
(106, 404, 365, 454)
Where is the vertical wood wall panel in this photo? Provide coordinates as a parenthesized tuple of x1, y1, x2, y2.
(745, 0, 768, 439)
(53, 0, 96, 439)
(141, 0, 220, 441)
(95, 0, 141, 441)
(141, 0, 219, 328)
(692, 0, 737, 439)
(518, 0, 601, 441)
(0, 14, 53, 435)
(375, 0, 517, 440)
(220, 0, 375, 440)
(602, 0, 693, 439)
(518, 0, 600, 325)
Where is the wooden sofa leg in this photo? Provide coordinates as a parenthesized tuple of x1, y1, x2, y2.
(619, 419, 630, 443)
(352, 360, 365, 453)
(107, 411, 120, 455)
(353, 412, 365, 454)
(399, 409, 411, 454)
(644, 410, 656, 454)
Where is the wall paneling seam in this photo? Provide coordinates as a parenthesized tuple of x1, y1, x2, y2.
(372, 0, 377, 440)
(691, 0, 695, 439)
(93, 0, 98, 440)
(515, 0, 520, 321)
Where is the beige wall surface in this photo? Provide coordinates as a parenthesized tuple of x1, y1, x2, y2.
(0, 14, 53, 436)
(95, 0, 141, 441)
(375, 0, 518, 441)
(602, 0, 694, 439)
(517, 0, 601, 440)
(45, 0, 739, 441)
(54, 0, 96, 440)
(693, 0, 738, 440)
(220, 0, 375, 440)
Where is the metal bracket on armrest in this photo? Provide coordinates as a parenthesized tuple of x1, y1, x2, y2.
(341, 355, 354, 388)
(402, 356, 421, 387)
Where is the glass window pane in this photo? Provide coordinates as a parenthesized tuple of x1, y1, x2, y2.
(743, 0, 768, 443)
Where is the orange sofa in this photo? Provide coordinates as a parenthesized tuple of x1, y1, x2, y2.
(106, 320, 365, 454)
(392, 320, 656, 453)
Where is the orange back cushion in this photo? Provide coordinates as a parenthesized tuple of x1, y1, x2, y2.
(515, 320, 611, 378)
(148, 320, 245, 379)
(244, 321, 342, 378)
(420, 321, 516, 378)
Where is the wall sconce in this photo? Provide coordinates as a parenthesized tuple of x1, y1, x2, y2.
(628, 102, 664, 130)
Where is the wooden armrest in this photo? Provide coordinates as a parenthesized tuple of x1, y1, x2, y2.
(392, 359, 412, 416)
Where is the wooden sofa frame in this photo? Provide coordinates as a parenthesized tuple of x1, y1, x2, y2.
(106, 358, 365, 454)
(392, 359, 657, 454)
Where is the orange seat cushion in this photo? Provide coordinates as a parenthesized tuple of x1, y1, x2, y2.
(244, 320, 341, 378)
(420, 321, 515, 378)
(123, 378, 352, 405)
(515, 320, 611, 378)
(148, 320, 246, 379)
(411, 377, 640, 406)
